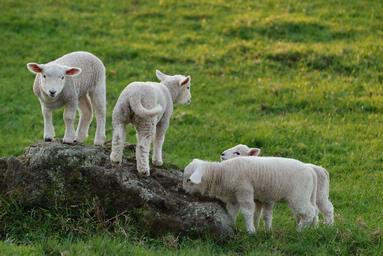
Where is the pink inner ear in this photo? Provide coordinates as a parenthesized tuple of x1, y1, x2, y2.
(66, 68, 80, 75)
(249, 148, 260, 156)
(181, 77, 189, 86)
(30, 64, 42, 73)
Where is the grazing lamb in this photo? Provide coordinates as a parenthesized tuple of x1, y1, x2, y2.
(110, 70, 191, 176)
(26, 51, 106, 145)
(221, 144, 334, 228)
(183, 157, 318, 234)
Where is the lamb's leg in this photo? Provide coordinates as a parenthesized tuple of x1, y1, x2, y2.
(41, 105, 55, 141)
(136, 120, 155, 176)
(152, 121, 168, 166)
(263, 202, 274, 232)
(226, 202, 240, 225)
(291, 201, 316, 232)
(63, 103, 77, 144)
(254, 201, 263, 230)
(238, 196, 256, 234)
(110, 121, 126, 166)
(89, 89, 106, 146)
(318, 199, 334, 225)
(75, 95, 92, 143)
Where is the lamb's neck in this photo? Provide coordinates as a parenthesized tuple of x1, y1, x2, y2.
(164, 82, 179, 103)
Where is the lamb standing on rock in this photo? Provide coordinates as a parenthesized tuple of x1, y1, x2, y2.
(183, 157, 318, 234)
(110, 70, 191, 176)
(221, 144, 334, 228)
(27, 51, 106, 145)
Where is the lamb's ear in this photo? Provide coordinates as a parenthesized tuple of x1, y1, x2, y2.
(27, 63, 43, 74)
(189, 167, 204, 184)
(156, 69, 168, 82)
(248, 148, 261, 156)
(65, 67, 82, 76)
(180, 76, 190, 87)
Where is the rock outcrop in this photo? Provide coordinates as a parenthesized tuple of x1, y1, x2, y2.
(0, 142, 233, 240)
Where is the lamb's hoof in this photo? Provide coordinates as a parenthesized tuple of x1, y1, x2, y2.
(44, 138, 53, 142)
(62, 140, 75, 145)
(152, 160, 163, 166)
(137, 169, 150, 177)
(111, 161, 121, 168)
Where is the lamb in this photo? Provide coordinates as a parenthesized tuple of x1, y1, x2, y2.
(221, 144, 334, 229)
(26, 51, 106, 145)
(110, 70, 191, 176)
(183, 157, 318, 234)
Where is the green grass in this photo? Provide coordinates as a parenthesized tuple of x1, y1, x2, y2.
(0, 0, 382, 254)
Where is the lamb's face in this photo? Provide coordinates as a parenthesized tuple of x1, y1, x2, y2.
(183, 159, 204, 194)
(220, 144, 261, 161)
(156, 70, 192, 105)
(27, 63, 81, 99)
(175, 75, 192, 105)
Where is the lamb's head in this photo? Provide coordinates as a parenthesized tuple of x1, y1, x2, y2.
(220, 144, 261, 161)
(183, 159, 205, 194)
(27, 63, 81, 99)
(156, 69, 191, 105)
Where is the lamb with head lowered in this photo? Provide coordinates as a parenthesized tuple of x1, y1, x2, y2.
(221, 144, 334, 229)
(183, 157, 318, 234)
(26, 51, 106, 145)
(110, 70, 191, 176)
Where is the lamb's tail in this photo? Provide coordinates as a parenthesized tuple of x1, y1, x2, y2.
(129, 96, 162, 119)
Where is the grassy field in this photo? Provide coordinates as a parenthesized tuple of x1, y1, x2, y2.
(0, 0, 382, 254)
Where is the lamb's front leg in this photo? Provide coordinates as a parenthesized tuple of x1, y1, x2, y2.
(226, 202, 240, 225)
(63, 103, 77, 144)
(41, 105, 55, 141)
(152, 122, 168, 166)
(239, 196, 256, 234)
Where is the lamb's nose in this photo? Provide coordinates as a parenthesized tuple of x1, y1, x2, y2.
(221, 153, 225, 156)
(49, 90, 56, 96)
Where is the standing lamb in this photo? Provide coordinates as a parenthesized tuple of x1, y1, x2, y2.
(110, 70, 191, 176)
(26, 51, 106, 145)
(220, 144, 334, 228)
(183, 157, 318, 234)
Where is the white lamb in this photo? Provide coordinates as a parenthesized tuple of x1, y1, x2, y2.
(183, 157, 318, 234)
(221, 144, 334, 229)
(110, 70, 191, 176)
(27, 51, 106, 145)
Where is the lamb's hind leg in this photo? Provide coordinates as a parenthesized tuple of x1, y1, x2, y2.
(263, 202, 274, 232)
(89, 87, 106, 146)
(110, 121, 126, 166)
(135, 120, 155, 176)
(254, 201, 263, 231)
(152, 121, 168, 166)
(318, 198, 334, 225)
(75, 95, 92, 143)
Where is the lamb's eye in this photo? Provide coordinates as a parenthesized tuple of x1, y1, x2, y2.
(43, 75, 46, 78)
(61, 76, 64, 80)
(234, 152, 240, 155)
(187, 86, 190, 90)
